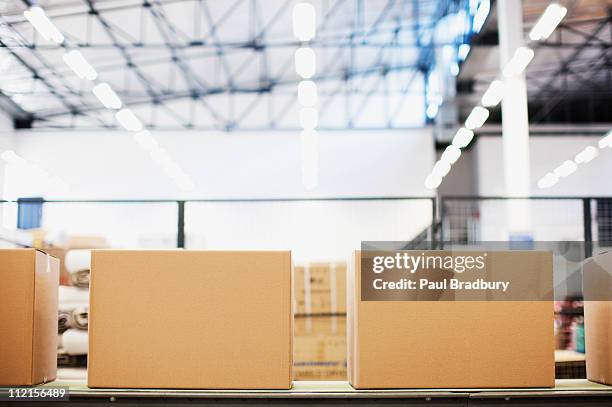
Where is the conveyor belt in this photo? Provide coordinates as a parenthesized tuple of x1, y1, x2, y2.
(3, 378, 604, 406)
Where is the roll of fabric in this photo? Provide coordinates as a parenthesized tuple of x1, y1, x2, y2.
(65, 250, 91, 288)
(65, 249, 91, 272)
(58, 286, 89, 306)
(69, 269, 90, 288)
(58, 309, 72, 334)
(62, 329, 88, 355)
(71, 307, 88, 330)
(57, 352, 87, 368)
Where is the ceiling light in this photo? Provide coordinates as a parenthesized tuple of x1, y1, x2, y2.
(575, 146, 599, 164)
(441, 145, 462, 164)
(295, 47, 316, 79)
(175, 174, 195, 191)
(472, 0, 490, 33)
(465, 106, 489, 130)
(301, 158, 319, 190)
(23, 6, 64, 44)
(1, 150, 25, 164)
(426, 103, 439, 119)
(161, 161, 185, 180)
(133, 130, 158, 150)
(553, 160, 578, 177)
(432, 160, 451, 177)
(300, 129, 319, 190)
(529, 3, 567, 41)
(115, 109, 143, 132)
(424, 173, 443, 190)
(299, 107, 318, 130)
(452, 128, 475, 148)
(293, 2, 316, 41)
(503, 47, 534, 77)
(599, 130, 612, 149)
(458, 44, 471, 60)
(92, 82, 122, 109)
(63, 50, 97, 81)
(150, 147, 172, 166)
(481, 80, 504, 107)
(300, 129, 319, 149)
(302, 169, 318, 190)
(537, 172, 558, 189)
(298, 80, 317, 107)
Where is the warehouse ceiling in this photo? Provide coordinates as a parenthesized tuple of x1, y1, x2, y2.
(1, 1, 608, 131)
(458, 0, 612, 125)
(0, 0, 476, 130)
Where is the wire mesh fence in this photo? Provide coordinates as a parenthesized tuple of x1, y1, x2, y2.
(440, 197, 587, 243)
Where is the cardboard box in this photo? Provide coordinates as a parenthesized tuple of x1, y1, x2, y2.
(88, 250, 292, 389)
(41, 248, 70, 286)
(294, 316, 346, 380)
(348, 250, 555, 389)
(294, 262, 346, 315)
(0, 249, 59, 386)
(583, 250, 612, 385)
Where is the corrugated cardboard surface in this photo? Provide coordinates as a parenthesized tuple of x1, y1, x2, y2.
(294, 316, 346, 380)
(349, 251, 555, 389)
(0, 249, 59, 386)
(584, 251, 612, 385)
(294, 263, 346, 315)
(88, 250, 292, 389)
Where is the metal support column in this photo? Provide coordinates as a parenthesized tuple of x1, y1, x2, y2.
(177, 200, 185, 248)
(497, 0, 532, 235)
(431, 197, 437, 249)
(583, 198, 593, 258)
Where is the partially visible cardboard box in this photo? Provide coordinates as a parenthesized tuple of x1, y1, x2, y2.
(294, 316, 346, 380)
(583, 250, 612, 385)
(348, 250, 555, 389)
(0, 249, 59, 386)
(88, 250, 292, 389)
(294, 263, 346, 315)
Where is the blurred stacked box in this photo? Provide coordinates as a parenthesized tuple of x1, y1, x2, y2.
(554, 350, 586, 379)
(293, 262, 347, 380)
(554, 297, 584, 352)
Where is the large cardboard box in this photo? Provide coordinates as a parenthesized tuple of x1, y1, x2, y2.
(294, 316, 346, 380)
(294, 262, 346, 315)
(348, 250, 555, 389)
(0, 249, 59, 386)
(88, 250, 292, 389)
(583, 250, 612, 385)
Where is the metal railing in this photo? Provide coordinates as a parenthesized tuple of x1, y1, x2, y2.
(1, 197, 437, 251)
(4, 195, 611, 256)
